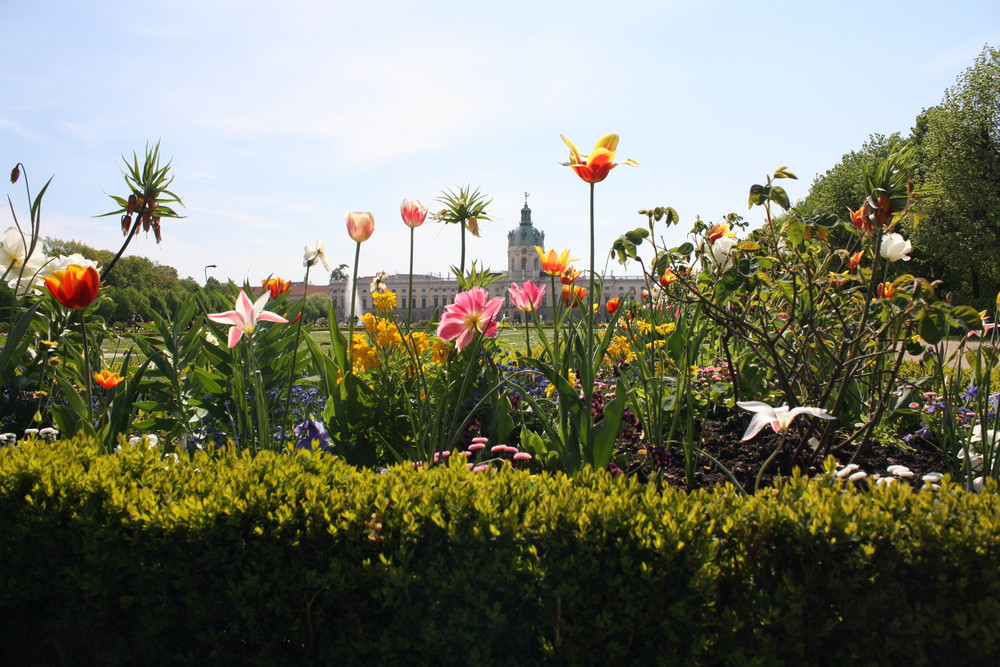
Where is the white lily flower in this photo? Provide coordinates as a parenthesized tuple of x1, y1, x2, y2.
(879, 233, 912, 262)
(304, 238, 332, 271)
(1, 226, 49, 294)
(736, 400, 836, 441)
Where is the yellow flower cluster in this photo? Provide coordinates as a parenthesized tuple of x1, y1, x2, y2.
(432, 339, 452, 363)
(372, 289, 397, 313)
(351, 333, 378, 372)
(606, 335, 636, 363)
(655, 322, 676, 335)
(361, 313, 401, 348)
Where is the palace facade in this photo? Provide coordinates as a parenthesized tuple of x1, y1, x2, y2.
(328, 201, 646, 323)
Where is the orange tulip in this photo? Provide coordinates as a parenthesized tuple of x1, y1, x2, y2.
(562, 284, 586, 308)
(560, 266, 583, 285)
(659, 268, 678, 287)
(847, 251, 864, 269)
(559, 134, 641, 184)
(44, 264, 100, 310)
(606, 297, 620, 314)
(536, 247, 576, 277)
(93, 369, 124, 389)
(346, 211, 375, 243)
(262, 277, 291, 299)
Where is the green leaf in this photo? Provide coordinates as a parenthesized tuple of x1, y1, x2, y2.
(785, 218, 805, 246)
(770, 185, 791, 211)
(919, 307, 947, 344)
(748, 184, 769, 208)
(591, 394, 624, 470)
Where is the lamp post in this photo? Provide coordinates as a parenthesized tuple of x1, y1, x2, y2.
(204, 264, 218, 284)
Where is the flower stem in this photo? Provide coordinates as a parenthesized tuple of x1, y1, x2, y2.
(584, 181, 596, 461)
(347, 241, 362, 368)
(407, 226, 415, 324)
(281, 264, 310, 445)
(79, 310, 93, 427)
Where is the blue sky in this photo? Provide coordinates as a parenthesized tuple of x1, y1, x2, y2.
(3, 0, 998, 286)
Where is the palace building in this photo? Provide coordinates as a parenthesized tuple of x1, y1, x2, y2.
(328, 199, 646, 323)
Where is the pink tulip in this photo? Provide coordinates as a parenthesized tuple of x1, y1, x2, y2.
(400, 199, 428, 228)
(208, 291, 288, 348)
(509, 281, 545, 313)
(437, 286, 503, 351)
(346, 211, 374, 243)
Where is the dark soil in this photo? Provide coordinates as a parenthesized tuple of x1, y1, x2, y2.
(635, 419, 950, 492)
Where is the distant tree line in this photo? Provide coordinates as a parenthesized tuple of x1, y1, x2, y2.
(1, 239, 335, 325)
(799, 45, 1000, 309)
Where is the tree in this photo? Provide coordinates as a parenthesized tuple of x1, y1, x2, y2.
(911, 45, 1000, 306)
(330, 264, 349, 281)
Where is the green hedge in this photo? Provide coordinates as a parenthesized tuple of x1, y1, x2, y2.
(1, 439, 999, 666)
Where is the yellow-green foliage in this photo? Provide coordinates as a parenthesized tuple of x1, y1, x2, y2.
(2, 439, 999, 666)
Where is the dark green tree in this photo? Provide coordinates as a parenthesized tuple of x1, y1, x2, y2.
(911, 45, 1000, 306)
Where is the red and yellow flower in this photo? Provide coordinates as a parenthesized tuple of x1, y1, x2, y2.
(262, 277, 290, 299)
(93, 369, 124, 389)
(659, 268, 678, 287)
(560, 266, 583, 285)
(44, 264, 100, 310)
(606, 297, 621, 315)
(707, 222, 736, 245)
(559, 134, 641, 184)
(562, 284, 586, 308)
(535, 247, 576, 277)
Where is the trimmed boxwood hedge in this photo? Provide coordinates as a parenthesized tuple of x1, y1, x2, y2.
(1, 438, 999, 665)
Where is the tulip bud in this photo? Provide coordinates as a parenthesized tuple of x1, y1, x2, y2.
(346, 212, 375, 243)
(10, 164, 20, 184)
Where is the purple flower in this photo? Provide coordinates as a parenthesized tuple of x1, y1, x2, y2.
(294, 418, 331, 452)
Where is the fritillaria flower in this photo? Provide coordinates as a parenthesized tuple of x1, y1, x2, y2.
(400, 199, 428, 228)
(346, 211, 375, 243)
(879, 233, 912, 262)
(208, 291, 289, 348)
(44, 264, 100, 310)
(262, 277, 290, 299)
(509, 281, 545, 312)
(535, 247, 576, 277)
(437, 286, 503, 352)
(559, 134, 641, 184)
(304, 239, 332, 271)
(93, 369, 124, 389)
(736, 401, 836, 441)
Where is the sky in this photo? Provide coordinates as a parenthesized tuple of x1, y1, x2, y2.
(3, 0, 999, 286)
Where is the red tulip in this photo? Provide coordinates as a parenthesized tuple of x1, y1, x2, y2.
(400, 199, 428, 228)
(44, 264, 100, 310)
(560, 134, 640, 184)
